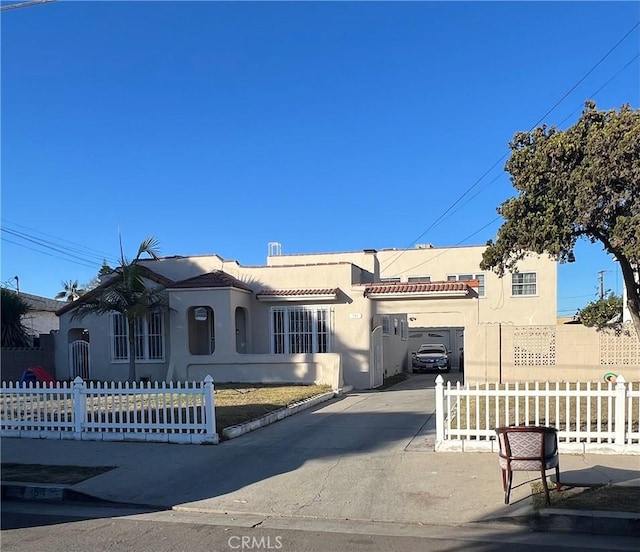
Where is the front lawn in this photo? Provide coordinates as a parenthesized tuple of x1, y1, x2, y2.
(214, 383, 333, 431)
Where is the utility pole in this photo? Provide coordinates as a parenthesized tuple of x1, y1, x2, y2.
(597, 270, 610, 300)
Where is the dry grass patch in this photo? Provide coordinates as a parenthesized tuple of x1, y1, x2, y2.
(531, 481, 640, 513)
(214, 383, 333, 431)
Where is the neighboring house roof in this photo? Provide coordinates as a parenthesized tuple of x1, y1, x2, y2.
(362, 281, 477, 299)
(168, 271, 253, 292)
(56, 266, 175, 316)
(19, 292, 66, 312)
(256, 288, 340, 302)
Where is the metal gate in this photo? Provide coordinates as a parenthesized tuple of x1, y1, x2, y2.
(69, 340, 90, 380)
(370, 326, 384, 388)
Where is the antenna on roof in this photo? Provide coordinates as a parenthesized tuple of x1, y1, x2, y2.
(268, 242, 282, 257)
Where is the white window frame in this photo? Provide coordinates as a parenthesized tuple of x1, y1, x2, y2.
(380, 277, 401, 283)
(447, 273, 485, 297)
(511, 272, 537, 296)
(109, 312, 165, 363)
(407, 276, 431, 283)
(400, 320, 408, 341)
(270, 306, 332, 354)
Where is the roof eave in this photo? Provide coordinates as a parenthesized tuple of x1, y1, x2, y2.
(366, 290, 470, 300)
(256, 292, 338, 303)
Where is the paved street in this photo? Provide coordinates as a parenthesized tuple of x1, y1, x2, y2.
(2, 500, 638, 552)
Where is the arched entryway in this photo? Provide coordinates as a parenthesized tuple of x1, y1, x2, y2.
(68, 328, 90, 380)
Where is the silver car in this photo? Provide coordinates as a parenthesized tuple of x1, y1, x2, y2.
(412, 344, 451, 373)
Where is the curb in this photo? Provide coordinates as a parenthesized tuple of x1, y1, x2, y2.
(221, 390, 339, 440)
(483, 509, 640, 538)
(1, 481, 165, 510)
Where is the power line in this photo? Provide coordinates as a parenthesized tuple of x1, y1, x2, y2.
(1, 236, 99, 269)
(381, 21, 640, 275)
(1, 221, 120, 265)
(1, 227, 117, 266)
(0, 0, 56, 12)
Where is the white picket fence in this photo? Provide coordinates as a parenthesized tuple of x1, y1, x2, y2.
(0, 376, 218, 444)
(435, 375, 640, 454)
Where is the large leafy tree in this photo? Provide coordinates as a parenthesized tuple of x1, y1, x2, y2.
(480, 102, 640, 339)
(55, 279, 85, 302)
(1, 288, 33, 347)
(72, 237, 166, 382)
(577, 292, 623, 328)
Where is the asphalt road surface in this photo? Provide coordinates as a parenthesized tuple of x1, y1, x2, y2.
(1, 500, 638, 552)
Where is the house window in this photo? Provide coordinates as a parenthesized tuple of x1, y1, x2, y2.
(447, 273, 485, 297)
(109, 312, 165, 362)
(110, 313, 128, 361)
(407, 276, 431, 283)
(512, 272, 537, 296)
(381, 315, 390, 336)
(400, 320, 408, 340)
(271, 306, 332, 354)
(380, 277, 401, 283)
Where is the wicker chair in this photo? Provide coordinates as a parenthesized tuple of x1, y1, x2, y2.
(495, 426, 561, 505)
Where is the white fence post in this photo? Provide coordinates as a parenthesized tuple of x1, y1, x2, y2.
(435, 375, 445, 447)
(73, 376, 86, 439)
(614, 375, 627, 446)
(203, 375, 218, 443)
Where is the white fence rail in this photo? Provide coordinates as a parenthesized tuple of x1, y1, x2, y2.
(435, 375, 639, 454)
(1, 376, 218, 444)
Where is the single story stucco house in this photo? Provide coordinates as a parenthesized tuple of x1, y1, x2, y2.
(55, 244, 557, 389)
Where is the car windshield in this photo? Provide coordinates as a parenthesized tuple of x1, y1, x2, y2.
(419, 347, 444, 354)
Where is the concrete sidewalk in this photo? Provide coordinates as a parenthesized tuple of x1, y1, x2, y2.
(2, 374, 639, 535)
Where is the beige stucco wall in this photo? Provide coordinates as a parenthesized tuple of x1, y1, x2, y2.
(270, 246, 557, 326)
(239, 263, 374, 389)
(182, 353, 342, 389)
(465, 323, 640, 383)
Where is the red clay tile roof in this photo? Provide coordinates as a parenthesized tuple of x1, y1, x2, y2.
(169, 271, 252, 291)
(256, 288, 340, 298)
(363, 280, 477, 297)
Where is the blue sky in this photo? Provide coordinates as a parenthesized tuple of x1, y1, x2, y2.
(1, 1, 638, 317)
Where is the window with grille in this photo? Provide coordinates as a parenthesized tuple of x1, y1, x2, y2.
(381, 315, 390, 336)
(511, 272, 537, 296)
(110, 312, 165, 362)
(447, 273, 485, 297)
(271, 306, 332, 354)
(110, 313, 128, 361)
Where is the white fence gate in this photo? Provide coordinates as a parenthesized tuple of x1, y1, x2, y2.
(370, 326, 384, 388)
(434, 375, 640, 454)
(69, 340, 90, 380)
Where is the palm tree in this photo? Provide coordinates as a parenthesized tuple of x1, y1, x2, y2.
(1, 288, 33, 347)
(72, 237, 166, 382)
(55, 280, 85, 302)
